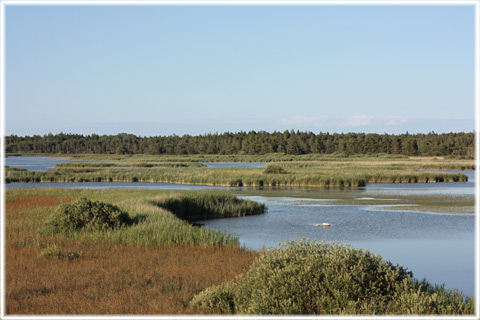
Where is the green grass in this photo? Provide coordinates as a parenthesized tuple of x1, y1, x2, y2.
(55, 161, 207, 169)
(6, 154, 472, 188)
(9, 188, 265, 247)
(155, 191, 266, 220)
(5, 165, 468, 187)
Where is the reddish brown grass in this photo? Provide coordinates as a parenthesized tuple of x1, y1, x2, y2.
(5, 191, 258, 315)
(6, 241, 256, 314)
(6, 193, 67, 213)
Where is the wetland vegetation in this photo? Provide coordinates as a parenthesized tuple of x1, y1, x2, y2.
(5, 154, 473, 188)
(4, 131, 476, 315)
(5, 188, 474, 315)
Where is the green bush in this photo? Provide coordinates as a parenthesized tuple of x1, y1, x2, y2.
(263, 165, 287, 174)
(191, 239, 474, 315)
(190, 281, 237, 314)
(42, 197, 133, 234)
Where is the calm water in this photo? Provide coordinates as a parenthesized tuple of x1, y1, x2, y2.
(4, 156, 477, 295)
(5, 156, 71, 171)
(201, 196, 475, 295)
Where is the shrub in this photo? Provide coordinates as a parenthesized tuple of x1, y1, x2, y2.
(42, 197, 133, 234)
(263, 165, 287, 174)
(191, 239, 474, 315)
(190, 281, 237, 314)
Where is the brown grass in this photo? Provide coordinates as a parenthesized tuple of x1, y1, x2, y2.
(6, 193, 67, 213)
(5, 191, 258, 315)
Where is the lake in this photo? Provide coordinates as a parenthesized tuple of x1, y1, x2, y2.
(202, 194, 474, 296)
(5, 155, 71, 171)
(4, 156, 477, 296)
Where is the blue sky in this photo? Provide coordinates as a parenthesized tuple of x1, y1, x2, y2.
(5, 4, 476, 137)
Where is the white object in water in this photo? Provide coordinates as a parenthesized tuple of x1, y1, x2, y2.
(315, 223, 331, 227)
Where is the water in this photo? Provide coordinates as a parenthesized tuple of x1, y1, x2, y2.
(202, 162, 267, 168)
(201, 197, 475, 295)
(5, 156, 71, 171)
(365, 170, 475, 196)
(4, 156, 476, 295)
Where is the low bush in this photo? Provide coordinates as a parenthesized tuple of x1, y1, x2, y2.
(263, 165, 287, 174)
(191, 239, 474, 315)
(42, 197, 133, 235)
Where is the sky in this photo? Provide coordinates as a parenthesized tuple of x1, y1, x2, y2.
(4, 3, 476, 137)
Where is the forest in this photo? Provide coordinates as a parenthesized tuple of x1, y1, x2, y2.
(5, 131, 475, 158)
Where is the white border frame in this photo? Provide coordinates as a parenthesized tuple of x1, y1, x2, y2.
(0, 0, 478, 319)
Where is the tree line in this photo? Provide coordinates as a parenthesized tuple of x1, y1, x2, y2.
(5, 131, 475, 158)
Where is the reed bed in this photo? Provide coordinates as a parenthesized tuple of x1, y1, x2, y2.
(63, 153, 474, 164)
(155, 191, 266, 220)
(63, 153, 412, 163)
(6, 165, 468, 187)
(55, 161, 206, 168)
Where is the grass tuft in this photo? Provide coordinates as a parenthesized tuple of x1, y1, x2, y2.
(39, 244, 82, 260)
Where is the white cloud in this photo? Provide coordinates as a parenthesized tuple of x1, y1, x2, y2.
(280, 115, 329, 127)
(278, 114, 473, 134)
(281, 115, 410, 128)
(339, 115, 374, 127)
(339, 115, 414, 128)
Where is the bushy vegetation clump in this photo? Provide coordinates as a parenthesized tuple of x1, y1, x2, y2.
(156, 192, 266, 220)
(263, 164, 287, 174)
(42, 197, 133, 235)
(191, 239, 474, 315)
